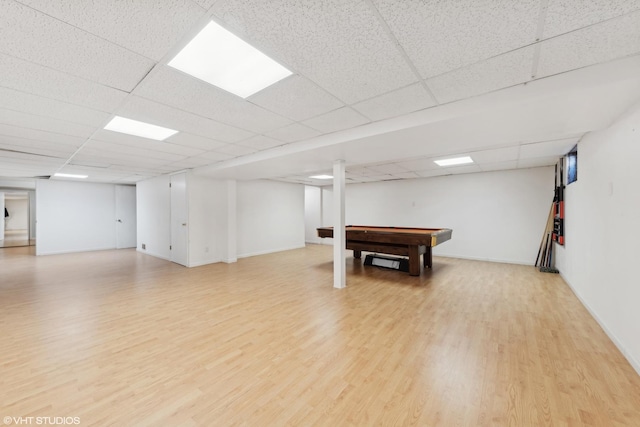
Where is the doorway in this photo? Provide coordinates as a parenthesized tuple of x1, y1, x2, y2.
(1, 191, 34, 248)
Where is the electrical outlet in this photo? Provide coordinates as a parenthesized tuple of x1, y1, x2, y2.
(142, 243, 146, 250)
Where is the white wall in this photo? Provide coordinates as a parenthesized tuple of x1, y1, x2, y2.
(237, 180, 305, 258)
(304, 186, 323, 244)
(136, 174, 171, 260)
(36, 180, 118, 255)
(187, 175, 228, 267)
(4, 197, 29, 230)
(555, 101, 640, 375)
(312, 168, 554, 264)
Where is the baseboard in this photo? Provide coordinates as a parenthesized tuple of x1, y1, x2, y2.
(136, 248, 170, 261)
(188, 258, 222, 268)
(559, 272, 640, 377)
(37, 246, 115, 256)
(237, 244, 305, 259)
(435, 254, 535, 266)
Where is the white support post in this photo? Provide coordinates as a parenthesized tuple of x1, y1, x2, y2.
(333, 160, 346, 289)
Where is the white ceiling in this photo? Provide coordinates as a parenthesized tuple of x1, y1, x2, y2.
(1, 0, 640, 186)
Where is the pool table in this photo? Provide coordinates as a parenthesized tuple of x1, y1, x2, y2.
(317, 225, 452, 276)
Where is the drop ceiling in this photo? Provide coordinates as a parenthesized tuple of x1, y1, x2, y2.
(1, 0, 640, 186)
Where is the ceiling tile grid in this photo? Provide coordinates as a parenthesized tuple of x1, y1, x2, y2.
(264, 123, 321, 143)
(352, 83, 436, 121)
(0, 53, 128, 112)
(371, 0, 540, 78)
(0, 108, 97, 139)
(427, 46, 536, 104)
(210, 0, 419, 104)
(1, 0, 154, 92)
(537, 10, 640, 78)
(302, 107, 369, 133)
(15, 0, 208, 61)
(135, 67, 292, 134)
(248, 75, 344, 122)
(543, 0, 640, 38)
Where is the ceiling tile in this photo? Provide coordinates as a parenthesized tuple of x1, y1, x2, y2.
(395, 158, 439, 172)
(264, 123, 321, 143)
(302, 107, 369, 133)
(0, 1, 154, 92)
(166, 132, 227, 151)
(198, 151, 235, 162)
(82, 140, 187, 162)
(517, 156, 559, 168)
(364, 163, 410, 174)
(428, 46, 535, 104)
(0, 108, 96, 138)
(352, 83, 436, 122)
(136, 67, 292, 133)
(543, 0, 640, 38)
(0, 87, 110, 127)
(214, 144, 258, 157)
(119, 95, 253, 143)
(0, 53, 127, 112)
(0, 138, 79, 158)
(211, 0, 419, 103)
(91, 130, 205, 157)
(390, 171, 420, 180)
(519, 138, 579, 158)
(239, 135, 286, 150)
(0, 123, 86, 147)
(478, 160, 519, 172)
(248, 75, 344, 121)
(372, 0, 540, 78)
(537, 11, 640, 78)
(468, 146, 520, 163)
(18, 0, 207, 61)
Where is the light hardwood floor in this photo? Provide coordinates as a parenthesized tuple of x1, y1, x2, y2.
(1, 245, 639, 426)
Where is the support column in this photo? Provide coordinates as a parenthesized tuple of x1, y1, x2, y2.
(333, 160, 346, 289)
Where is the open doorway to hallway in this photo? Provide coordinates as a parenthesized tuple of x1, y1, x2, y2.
(1, 191, 35, 248)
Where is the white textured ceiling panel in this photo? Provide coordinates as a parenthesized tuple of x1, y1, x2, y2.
(468, 146, 520, 163)
(0, 53, 127, 112)
(543, 0, 640, 38)
(428, 46, 536, 104)
(0, 108, 96, 138)
(248, 75, 344, 121)
(119, 95, 253, 143)
(372, 0, 540, 78)
(239, 135, 286, 150)
(72, 152, 171, 168)
(517, 156, 560, 168)
(0, 123, 86, 147)
(478, 160, 519, 172)
(136, 67, 291, 134)
(215, 144, 258, 157)
(198, 151, 235, 162)
(0, 1, 154, 92)
(364, 163, 410, 174)
(519, 138, 579, 158)
(265, 123, 321, 143)
(302, 107, 369, 133)
(353, 83, 436, 122)
(537, 11, 640, 78)
(210, 0, 419, 103)
(82, 141, 189, 162)
(0, 87, 110, 127)
(395, 157, 440, 173)
(91, 130, 205, 157)
(17, 0, 207, 61)
(0, 137, 80, 158)
(166, 132, 227, 151)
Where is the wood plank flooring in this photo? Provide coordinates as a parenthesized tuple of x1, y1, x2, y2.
(1, 245, 639, 426)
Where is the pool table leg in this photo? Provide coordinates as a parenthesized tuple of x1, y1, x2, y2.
(353, 250, 362, 259)
(424, 246, 432, 269)
(408, 245, 420, 276)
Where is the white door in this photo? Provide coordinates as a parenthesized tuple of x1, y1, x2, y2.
(170, 173, 189, 266)
(115, 185, 137, 249)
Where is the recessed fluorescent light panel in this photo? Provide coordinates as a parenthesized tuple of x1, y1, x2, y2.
(54, 173, 88, 179)
(310, 175, 333, 180)
(434, 156, 474, 167)
(104, 116, 178, 141)
(168, 21, 292, 98)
